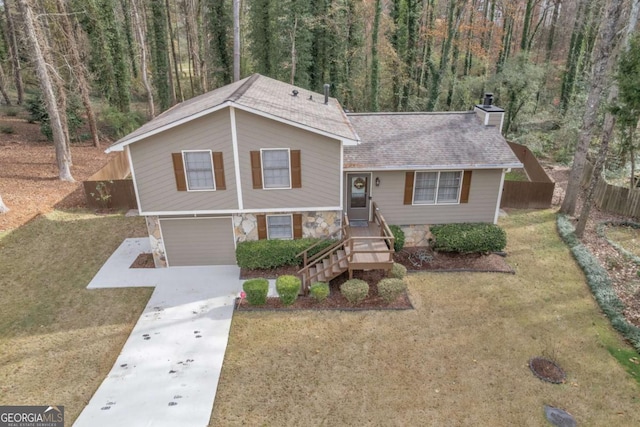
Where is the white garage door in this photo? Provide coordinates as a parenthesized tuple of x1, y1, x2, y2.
(160, 218, 236, 266)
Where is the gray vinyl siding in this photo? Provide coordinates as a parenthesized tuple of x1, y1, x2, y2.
(161, 217, 236, 265)
(235, 110, 342, 209)
(366, 169, 502, 225)
(488, 113, 502, 127)
(129, 110, 238, 212)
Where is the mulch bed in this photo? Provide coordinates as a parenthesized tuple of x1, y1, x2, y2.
(130, 253, 155, 268)
(529, 357, 567, 384)
(236, 249, 514, 311)
(236, 269, 413, 311)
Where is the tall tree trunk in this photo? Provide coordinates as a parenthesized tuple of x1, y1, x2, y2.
(520, 0, 534, 52)
(132, 0, 155, 118)
(16, 0, 73, 181)
(427, 0, 462, 111)
(0, 66, 11, 105)
(233, 0, 240, 81)
(560, 0, 624, 216)
(120, 0, 138, 78)
(575, 112, 616, 238)
(370, 0, 381, 112)
(166, 0, 184, 102)
(55, 0, 100, 148)
(0, 194, 8, 213)
(182, 0, 202, 95)
(545, 0, 561, 62)
(4, 0, 24, 104)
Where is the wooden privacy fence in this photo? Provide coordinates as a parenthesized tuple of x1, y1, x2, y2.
(501, 142, 555, 209)
(83, 151, 137, 210)
(581, 162, 640, 219)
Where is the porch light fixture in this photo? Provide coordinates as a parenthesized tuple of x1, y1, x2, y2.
(375, 177, 380, 187)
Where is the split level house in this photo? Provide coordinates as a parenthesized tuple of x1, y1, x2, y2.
(107, 74, 522, 283)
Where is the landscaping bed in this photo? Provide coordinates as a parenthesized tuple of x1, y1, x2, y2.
(236, 269, 413, 311)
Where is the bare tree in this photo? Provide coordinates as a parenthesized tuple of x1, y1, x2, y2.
(54, 0, 100, 148)
(16, 0, 73, 181)
(560, 0, 624, 216)
(3, 0, 24, 104)
(233, 0, 240, 82)
(0, 65, 11, 105)
(0, 194, 8, 214)
(132, 0, 155, 118)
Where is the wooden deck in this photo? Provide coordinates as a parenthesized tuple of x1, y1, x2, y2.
(297, 203, 395, 290)
(344, 211, 394, 275)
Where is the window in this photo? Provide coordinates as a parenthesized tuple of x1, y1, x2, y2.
(414, 171, 461, 204)
(183, 151, 215, 190)
(267, 215, 293, 239)
(262, 149, 291, 189)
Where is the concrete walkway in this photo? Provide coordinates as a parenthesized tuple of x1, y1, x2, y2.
(74, 238, 242, 427)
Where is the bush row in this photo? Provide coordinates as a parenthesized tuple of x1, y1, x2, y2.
(430, 223, 506, 253)
(236, 238, 337, 269)
(557, 214, 640, 353)
(241, 263, 409, 306)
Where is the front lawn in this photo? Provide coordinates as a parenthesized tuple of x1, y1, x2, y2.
(211, 210, 640, 425)
(0, 211, 153, 422)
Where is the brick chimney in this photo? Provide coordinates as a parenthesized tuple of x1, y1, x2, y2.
(474, 93, 505, 133)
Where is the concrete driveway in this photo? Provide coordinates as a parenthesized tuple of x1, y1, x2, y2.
(74, 238, 242, 427)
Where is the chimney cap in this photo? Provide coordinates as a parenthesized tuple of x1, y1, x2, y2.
(483, 93, 494, 106)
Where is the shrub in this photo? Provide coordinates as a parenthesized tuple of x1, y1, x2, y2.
(276, 275, 301, 306)
(310, 282, 330, 302)
(389, 225, 405, 252)
(0, 126, 14, 134)
(242, 278, 269, 306)
(101, 106, 146, 139)
(377, 278, 407, 303)
(340, 279, 369, 304)
(236, 238, 336, 269)
(557, 214, 640, 353)
(430, 223, 506, 253)
(26, 93, 84, 141)
(5, 108, 18, 117)
(388, 262, 407, 279)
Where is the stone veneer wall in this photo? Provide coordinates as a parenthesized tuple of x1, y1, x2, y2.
(400, 224, 432, 247)
(233, 210, 341, 242)
(145, 216, 167, 268)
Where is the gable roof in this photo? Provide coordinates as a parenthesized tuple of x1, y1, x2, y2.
(344, 112, 522, 170)
(107, 74, 359, 152)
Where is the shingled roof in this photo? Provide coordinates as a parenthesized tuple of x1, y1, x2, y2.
(344, 112, 522, 170)
(108, 74, 359, 151)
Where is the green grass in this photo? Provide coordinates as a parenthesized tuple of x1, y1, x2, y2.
(211, 210, 640, 425)
(505, 169, 529, 181)
(0, 211, 152, 422)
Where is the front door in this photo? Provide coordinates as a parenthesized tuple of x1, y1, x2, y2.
(346, 173, 371, 221)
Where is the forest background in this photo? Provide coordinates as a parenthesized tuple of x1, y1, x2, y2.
(0, 0, 639, 194)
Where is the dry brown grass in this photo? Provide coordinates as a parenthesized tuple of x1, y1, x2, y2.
(211, 210, 640, 426)
(0, 211, 152, 422)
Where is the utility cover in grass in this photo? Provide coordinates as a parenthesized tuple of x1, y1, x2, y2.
(544, 405, 576, 427)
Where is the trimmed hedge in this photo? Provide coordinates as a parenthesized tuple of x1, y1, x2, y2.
(242, 278, 269, 306)
(236, 238, 337, 269)
(430, 223, 506, 253)
(557, 214, 640, 353)
(388, 262, 407, 279)
(276, 275, 301, 306)
(340, 279, 369, 304)
(377, 278, 407, 303)
(310, 282, 330, 302)
(389, 225, 405, 252)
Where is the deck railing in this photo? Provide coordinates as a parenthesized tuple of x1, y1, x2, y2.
(296, 204, 396, 290)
